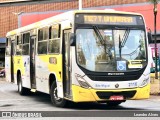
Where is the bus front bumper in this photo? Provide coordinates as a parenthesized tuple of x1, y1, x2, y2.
(72, 84, 150, 102)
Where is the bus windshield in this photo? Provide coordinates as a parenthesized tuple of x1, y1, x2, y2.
(76, 28, 147, 72)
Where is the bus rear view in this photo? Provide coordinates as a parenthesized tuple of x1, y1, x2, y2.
(72, 11, 150, 106)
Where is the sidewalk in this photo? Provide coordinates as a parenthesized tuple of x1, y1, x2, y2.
(0, 77, 5, 83)
(150, 73, 160, 95)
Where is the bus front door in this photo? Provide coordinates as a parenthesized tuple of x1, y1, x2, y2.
(30, 36, 36, 89)
(63, 29, 71, 98)
(11, 40, 15, 82)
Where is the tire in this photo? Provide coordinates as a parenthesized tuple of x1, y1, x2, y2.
(50, 81, 67, 107)
(106, 101, 123, 107)
(17, 74, 30, 95)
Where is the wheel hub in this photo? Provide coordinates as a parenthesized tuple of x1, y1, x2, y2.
(53, 87, 61, 101)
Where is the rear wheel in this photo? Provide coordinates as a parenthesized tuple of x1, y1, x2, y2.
(17, 74, 30, 95)
(50, 81, 67, 107)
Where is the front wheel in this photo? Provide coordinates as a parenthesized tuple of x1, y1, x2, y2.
(50, 81, 67, 107)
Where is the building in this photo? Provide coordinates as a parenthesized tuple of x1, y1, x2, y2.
(0, 0, 160, 64)
(0, 0, 159, 38)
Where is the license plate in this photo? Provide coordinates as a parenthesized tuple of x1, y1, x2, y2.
(109, 96, 124, 100)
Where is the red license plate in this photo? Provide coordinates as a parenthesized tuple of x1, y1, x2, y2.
(109, 96, 124, 100)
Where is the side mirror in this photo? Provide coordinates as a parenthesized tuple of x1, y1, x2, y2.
(70, 33, 75, 46)
(148, 32, 152, 44)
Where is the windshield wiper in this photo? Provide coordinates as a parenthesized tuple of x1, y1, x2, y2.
(93, 25, 108, 54)
(121, 29, 130, 47)
(118, 29, 130, 60)
(119, 35, 122, 60)
(93, 25, 105, 45)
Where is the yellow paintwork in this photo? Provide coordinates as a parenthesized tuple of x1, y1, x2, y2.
(37, 54, 63, 81)
(131, 84, 150, 99)
(13, 56, 25, 75)
(72, 85, 96, 102)
(72, 84, 150, 102)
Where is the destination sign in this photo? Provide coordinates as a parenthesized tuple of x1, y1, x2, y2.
(75, 14, 144, 26)
(84, 15, 134, 24)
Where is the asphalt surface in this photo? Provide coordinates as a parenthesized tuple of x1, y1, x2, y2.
(0, 77, 160, 119)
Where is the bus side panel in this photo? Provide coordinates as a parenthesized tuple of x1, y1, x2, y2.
(13, 56, 17, 83)
(13, 56, 22, 84)
(48, 54, 63, 97)
(35, 55, 50, 93)
(5, 56, 11, 82)
(21, 56, 31, 88)
(35, 55, 63, 94)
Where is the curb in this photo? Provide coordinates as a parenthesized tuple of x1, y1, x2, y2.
(150, 77, 160, 96)
(150, 92, 160, 96)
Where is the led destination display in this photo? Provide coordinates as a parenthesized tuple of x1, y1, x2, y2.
(75, 14, 144, 26)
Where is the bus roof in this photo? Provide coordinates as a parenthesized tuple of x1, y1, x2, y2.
(74, 9, 142, 15)
(6, 10, 143, 37)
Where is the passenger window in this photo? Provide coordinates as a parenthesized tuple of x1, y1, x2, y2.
(38, 41, 47, 54)
(38, 27, 48, 54)
(38, 27, 49, 41)
(48, 39, 60, 53)
(48, 24, 60, 54)
(22, 32, 30, 55)
(6, 38, 11, 56)
(16, 35, 22, 55)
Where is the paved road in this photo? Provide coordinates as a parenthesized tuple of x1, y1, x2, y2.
(0, 78, 160, 118)
(0, 78, 160, 111)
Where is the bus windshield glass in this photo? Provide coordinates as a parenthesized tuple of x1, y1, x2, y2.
(76, 28, 147, 72)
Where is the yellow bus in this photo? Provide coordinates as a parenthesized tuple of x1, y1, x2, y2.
(5, 10, 150, 107)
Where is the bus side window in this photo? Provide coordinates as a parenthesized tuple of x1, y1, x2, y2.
(22, 32, 30, 55)
(16, 35, 22, 55)
(38, 27, 48, 54)
(48, 24, 60, 54)
(6, 37, 11, 56)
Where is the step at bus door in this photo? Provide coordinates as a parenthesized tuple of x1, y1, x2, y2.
(30, 36, 36, 89)
(63, 29, 71, 98)
(11, 40, 15, 82)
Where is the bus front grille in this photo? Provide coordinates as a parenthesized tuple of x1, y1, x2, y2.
(88, 75, 140, 81)
(96, 90, 137, 99)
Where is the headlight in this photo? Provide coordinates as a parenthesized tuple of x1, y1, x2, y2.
(139, 76, 150, 87)
(75, 74, 91, 89)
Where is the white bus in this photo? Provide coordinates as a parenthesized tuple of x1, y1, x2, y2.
(5, 10, 150, 107)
